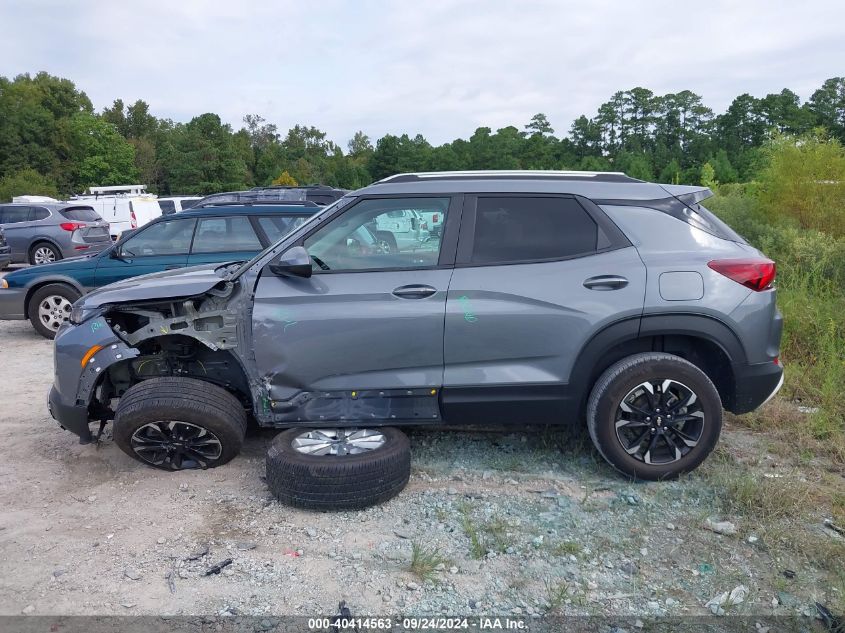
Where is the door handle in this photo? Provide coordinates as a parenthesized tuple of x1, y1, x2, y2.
(165, 265, 181, 270)
(392, 284, 437, 299)
(583, 275, 629, 290)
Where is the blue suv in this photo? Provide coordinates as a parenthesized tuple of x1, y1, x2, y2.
(0, 202, 317, 338)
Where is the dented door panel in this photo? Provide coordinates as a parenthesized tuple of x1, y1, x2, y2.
(251, 269, 452, 421)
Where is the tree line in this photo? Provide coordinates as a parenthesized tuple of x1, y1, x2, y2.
(1, 71, 844, 200)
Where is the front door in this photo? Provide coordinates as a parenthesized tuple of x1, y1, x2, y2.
(94, 217, 195, 286)
(442, 194, 647, 424)
(252, 195, 459, 424)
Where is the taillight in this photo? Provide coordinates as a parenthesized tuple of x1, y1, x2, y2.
(708, 258, 776, 291)
(59, 222, 86, 232)
(421, 221, 428, 230)
(432, 213, 439, 223)
(130, 209, 137, 229)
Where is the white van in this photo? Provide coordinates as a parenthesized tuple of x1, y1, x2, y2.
(157, 196, 202, 215)
(71, 186, 163, 239)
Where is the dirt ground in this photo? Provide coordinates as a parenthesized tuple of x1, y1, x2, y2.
(0, 290, 842, 622)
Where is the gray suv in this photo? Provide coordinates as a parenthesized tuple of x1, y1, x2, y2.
(0, 203, 112, 264)
(49, 171, 783, 485)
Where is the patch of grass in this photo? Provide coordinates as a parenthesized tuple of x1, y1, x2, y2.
(548, 540, 582, 557)
(458, 504, 514, 558)
(544, 578, 570, 612)
(409, 541, 448, 582)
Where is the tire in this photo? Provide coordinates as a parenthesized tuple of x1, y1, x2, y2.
(373, 230, 399, 254)
(113, 377, 247, 471)
(586, 352, 722, 481)
(29, 242, 61, 265)
(266, 427, 411, 510)
(28, 283, 81, 339)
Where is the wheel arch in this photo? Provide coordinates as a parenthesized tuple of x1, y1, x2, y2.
(23, 278, 85, 319)
(98, 333, 256, 413)
(571, 314, 745, 418)
(28, 238, 63, 258)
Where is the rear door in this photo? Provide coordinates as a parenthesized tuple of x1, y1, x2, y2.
(442, 194, 646, 423)
(0, 206, 35, 260)
(186, 215, 265, 266)
(94, 217, 195, 286)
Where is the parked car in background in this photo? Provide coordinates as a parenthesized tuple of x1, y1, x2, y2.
(157, 196, 202, 215)
(0, 202, 318, 338)
(71, 185, 163, 239)
(0, 202, 112, 265)
(0, 227, 11, 269)
(197, 184, 348, 208)
(47, 171, 782, 492)
(370, 207, 435, 251)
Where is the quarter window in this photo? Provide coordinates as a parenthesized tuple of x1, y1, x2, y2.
(192, 216, 262, 253)
(303, 197, 449, 272)
(470, 196, 598, 264)
(119, 219, 196, 257)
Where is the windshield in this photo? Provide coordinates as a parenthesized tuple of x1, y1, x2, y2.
(227, 195, 356, 279)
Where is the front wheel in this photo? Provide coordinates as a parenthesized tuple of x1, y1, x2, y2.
(586, 353, 722, 480)
(113, 377, 247, 470)
(28, 283, 81, 339)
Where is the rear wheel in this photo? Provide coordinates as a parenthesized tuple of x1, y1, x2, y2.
(28, 283, 81, 339)
(586, 353, 722, 480)
(266, 427, 411, 510)
(30, 242, 61, 265)
(113, 377, 247, 470)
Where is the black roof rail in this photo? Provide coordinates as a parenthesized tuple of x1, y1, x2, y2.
(194, 199, 320, 209)
(251, 184, 345, 192)
(378, 170, 641, 184)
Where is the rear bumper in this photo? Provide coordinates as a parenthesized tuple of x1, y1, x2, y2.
(62, 240, 110, 259)
(0, 287, 26, 320)
(729, 360, 784, 414)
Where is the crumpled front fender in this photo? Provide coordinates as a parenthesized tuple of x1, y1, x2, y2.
(51, 317, 140, 440)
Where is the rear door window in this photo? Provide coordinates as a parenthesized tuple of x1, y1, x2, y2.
(468, 196, 598, 265)
(60, 207, 101, 222)
(192, 216, 263, 253)
(0, 206, 33, 224)
(257, 215, 311, 243)
(158, 200, 176, 215)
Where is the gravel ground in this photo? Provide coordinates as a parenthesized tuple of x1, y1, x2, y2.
(0, 309, 842, 621)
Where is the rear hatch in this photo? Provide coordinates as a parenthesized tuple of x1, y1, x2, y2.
(59, 206, 112, 243)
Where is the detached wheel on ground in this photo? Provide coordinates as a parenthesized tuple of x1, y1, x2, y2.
(29, 242, 61, 265)
(112, 377, 247, 470)
(28, 283, 81, 339)
(587, 352, 722, 481)
(266, 427, 411, 510)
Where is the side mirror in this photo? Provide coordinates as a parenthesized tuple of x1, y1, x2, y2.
(269, 246, 312, 278)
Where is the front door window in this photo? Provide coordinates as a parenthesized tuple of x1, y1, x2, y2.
(303, 197, 449, 271)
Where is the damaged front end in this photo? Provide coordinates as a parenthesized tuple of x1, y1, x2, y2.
(49, 264, 258, 443)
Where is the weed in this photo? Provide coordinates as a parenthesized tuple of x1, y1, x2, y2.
(548, 540, 582, 557)
(409, 541, 448, 582)
(458, 504, 514, 558)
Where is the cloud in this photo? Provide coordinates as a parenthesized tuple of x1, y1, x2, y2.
(1, 0, 843, 146)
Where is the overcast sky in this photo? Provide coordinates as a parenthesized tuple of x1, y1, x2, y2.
(1, 0, 843, 146)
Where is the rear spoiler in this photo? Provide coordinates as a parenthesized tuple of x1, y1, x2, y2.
(659, 184, 714, 205)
